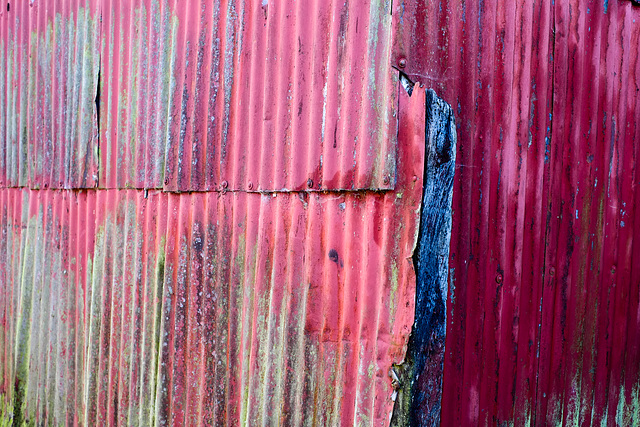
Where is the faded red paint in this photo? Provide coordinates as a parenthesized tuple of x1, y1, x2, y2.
(0, 0, 398, 193)
(394, 0, 640, 424)
(0, 144, 424, 425)
(97, 0, 398, 192)
(0, 1, 426, 425)
(0, 0, 100, 189)
(3, 0, 639, 425)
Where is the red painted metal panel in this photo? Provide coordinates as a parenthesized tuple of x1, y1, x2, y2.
(98, 0, 398, 192)
(537, 1, 640, 425)
(0, 0, 100, 189)
(0, 83, 426, 425)
(394, 0, 640, 424)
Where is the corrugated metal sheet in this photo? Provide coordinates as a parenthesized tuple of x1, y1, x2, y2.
(98, 0, 397, 192)
(0, 167, 422, 424)
(0, 25, 427, 421)
(0, 1, 418, 422)
(0, 0, 100, 189)
(394, 0, 640, 425)
(5, 0, 640, 425)
(0, 0, 398, 193)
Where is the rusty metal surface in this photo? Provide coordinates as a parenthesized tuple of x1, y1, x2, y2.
(394, 0, 640, 425)
(0, 0, 100, 189)
(97, 0, 397, 192)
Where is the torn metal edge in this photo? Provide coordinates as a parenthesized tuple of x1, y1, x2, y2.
(390, 88, 456, 426)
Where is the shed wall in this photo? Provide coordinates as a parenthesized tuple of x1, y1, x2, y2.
(0, 0, 423, 425)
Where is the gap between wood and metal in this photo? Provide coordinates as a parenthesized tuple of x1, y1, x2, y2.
(391, 88, 457, 427)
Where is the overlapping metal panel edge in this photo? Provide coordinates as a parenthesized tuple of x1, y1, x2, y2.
(0, 87, 426, 426)
(0, 0, 100, 189)
(393, 0, 640, 425)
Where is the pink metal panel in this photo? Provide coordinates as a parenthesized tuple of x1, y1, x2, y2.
(98, 0, 398, 192)
(0, 86, 426, 425)
(0, 0, 422, 425)
(394, 0, 640, 425)
(0, 0, 100, 189)
(0, 0, 398, 193)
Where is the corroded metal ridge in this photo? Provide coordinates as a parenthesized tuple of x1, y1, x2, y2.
(0, 86, 426, 425)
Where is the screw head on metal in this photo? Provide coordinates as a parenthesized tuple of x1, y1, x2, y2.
(412, 175, 418, 182)
(307, 178, 313, 188)
(549, 267, 556, 276)
(383, 176, 390, 185)
(611, 265, 616, 274)
(398, 58, 407, 68)
(496, 273, 503, 284)
(221, 180, 228, 189)
(248, 181, 253, 190)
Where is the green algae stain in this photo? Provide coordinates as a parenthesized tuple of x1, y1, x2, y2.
(0, 397, 15, 426)
(388, 260, 399, 326)
(12, 212, 42, 427)
(615, 384, 640, 427)
(148, 238, 166, 427)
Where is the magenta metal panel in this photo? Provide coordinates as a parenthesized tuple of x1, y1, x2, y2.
(394, 0, 640, 425)
(0, 85, 426, 425)
(0, 0, 100, 189)
(537, 1, 640, 425)
(98, 0, 398, 192)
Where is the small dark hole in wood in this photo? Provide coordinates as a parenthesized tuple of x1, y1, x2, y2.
(6, 3, 9, 12)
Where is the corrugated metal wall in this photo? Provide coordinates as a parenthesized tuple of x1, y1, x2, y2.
(97, 0, 397, 192)
(0, 1, 100, 188)
(0, 0, 427, 425)
(3, 0, 640, 425)
(394, 0, 640, 425)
